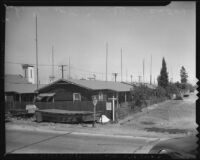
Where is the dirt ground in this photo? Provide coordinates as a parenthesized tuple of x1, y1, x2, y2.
(6, 92, 197, 139)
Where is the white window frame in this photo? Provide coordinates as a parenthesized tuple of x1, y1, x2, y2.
(98, 92, 104, 101)
(73, 93, 81, 101)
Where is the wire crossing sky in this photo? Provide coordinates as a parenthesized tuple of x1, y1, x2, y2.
(5, 2, 196, 84)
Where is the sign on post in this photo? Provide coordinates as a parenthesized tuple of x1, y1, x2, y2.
(106, 102, 112, 110)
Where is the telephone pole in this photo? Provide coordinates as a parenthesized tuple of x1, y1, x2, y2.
(150, 55, 152, 84)
(112, 73, 118, 82)
(131, 75, 133, 83)
(106, 42, 108, 82)
(126, 70, 128, 82)
(121, 48, 123, 82)
(35, 15, 39, 89)
(68, 57, 71, 79)
(143, 58, 145, 83)
(138, 75, 142, 83)
(49, 46, 55, 82)
(59, 65, 67, 79)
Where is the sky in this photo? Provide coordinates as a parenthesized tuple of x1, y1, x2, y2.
(5, 2, 196, 85)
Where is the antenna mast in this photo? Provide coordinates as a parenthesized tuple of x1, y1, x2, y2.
(49, 46, 55, 82)
(35, 15, 39, 89)
(106, 42, 108, 81)
(150, 55, 152, 84)
(121, 48, 123, 82)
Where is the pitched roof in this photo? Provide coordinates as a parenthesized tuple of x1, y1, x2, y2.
(5, 74, 30, 84)
(4, 74, 45, 93)
(5, 83, 45, 93)
(37, 79, 133, 92)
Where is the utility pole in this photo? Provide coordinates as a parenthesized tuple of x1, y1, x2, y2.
(138, 75, 142, 83)
(106, 42, 108, 81)
(131, 75, 133, 83)
(49, 46, 55, 82)
(68, 57, 71, 79)
(150, 55, 152, 85)
(121, 48, 123, 82)
(112, 73, 118, 82)
(126, 70, 128, 82)
(143, 58, 145, 83)
(35, 15, 39, 89)
(59, 65, 67, 79)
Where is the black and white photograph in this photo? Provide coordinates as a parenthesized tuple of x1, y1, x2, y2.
(4, 1, 198, 158)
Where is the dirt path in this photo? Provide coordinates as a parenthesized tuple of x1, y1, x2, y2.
(120, 93, 197, 136)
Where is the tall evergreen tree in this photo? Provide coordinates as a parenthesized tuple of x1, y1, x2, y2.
(180, 66, 188, 83)
(157, 57, 169, 88)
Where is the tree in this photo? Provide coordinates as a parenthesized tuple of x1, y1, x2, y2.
(180, 66, 188, 84)
(157, 58, 169, 89)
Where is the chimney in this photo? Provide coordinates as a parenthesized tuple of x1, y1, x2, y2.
(22, 64, 35, 84)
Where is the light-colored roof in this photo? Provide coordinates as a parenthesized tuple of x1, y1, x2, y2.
(5, 74, 30, 84)
(37, 79, 133, 92)
(5, 83, 45, 93)
(5, 74, 45, 93)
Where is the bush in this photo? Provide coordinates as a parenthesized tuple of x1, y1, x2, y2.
(131, 84, 155, 107)
(155, 86, 166, 98)
(166, 83, 180, 98)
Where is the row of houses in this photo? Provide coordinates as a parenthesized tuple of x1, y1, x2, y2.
(5, 74, 133, 110)
(5, 72, 156, 113)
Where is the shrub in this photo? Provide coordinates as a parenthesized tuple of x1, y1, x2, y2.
(131, 84, 154, 107)
(155, 86, 166, 98)
(166, 83, 180, 98)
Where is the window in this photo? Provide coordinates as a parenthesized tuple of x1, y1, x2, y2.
(73, 93, 81, 101)
(99, 92, 104, 101)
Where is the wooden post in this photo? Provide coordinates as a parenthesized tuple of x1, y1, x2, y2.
(116, 92, 119, 109)
(108, 96, 117, 122)
(92, 96, 98, 127)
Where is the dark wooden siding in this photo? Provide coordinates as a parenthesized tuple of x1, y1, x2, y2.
(39, 83, 93, 101)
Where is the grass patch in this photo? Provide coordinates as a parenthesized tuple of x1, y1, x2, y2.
(145, 127, 188, 134)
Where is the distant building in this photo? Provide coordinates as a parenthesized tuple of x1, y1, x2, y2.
(4, 74, 45, 112)
(21, 64, 35, 84)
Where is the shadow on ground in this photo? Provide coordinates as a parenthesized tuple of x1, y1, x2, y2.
(145, 127, 189, 134)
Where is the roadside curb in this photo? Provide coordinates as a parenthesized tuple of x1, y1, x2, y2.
(6, 124, 162, 141)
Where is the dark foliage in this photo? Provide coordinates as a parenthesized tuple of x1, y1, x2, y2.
(157, 58, 169, 89)
(180, 66, 188, 84)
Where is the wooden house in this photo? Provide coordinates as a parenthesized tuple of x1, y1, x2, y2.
(35, 78, 133, 103)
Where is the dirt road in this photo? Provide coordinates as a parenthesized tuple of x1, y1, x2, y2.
(120, 92, 197, 135)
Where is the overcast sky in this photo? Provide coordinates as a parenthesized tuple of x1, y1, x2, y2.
(5, 2, 196, 84)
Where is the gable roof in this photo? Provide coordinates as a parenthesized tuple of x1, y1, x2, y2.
(5, 83, 45, 94)
(4, 74, 45, 93)
(5, 74, 30, 84)
(37, 78, 133, 92)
